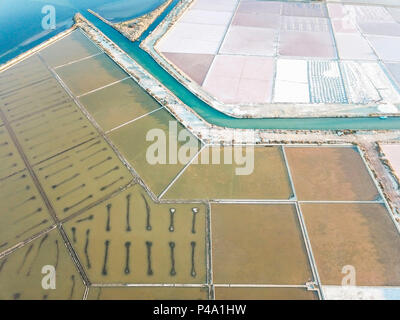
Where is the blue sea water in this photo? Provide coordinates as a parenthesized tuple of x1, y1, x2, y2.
(0, 0, 166, 65)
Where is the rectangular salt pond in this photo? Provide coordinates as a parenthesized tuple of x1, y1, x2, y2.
(64, 184, 207, 284)
(301, 203, 400, 286)
(164, 146, 293, 200)
(88, 287, 209, 300)
(39, 30, 102, 68)
(162, 52, 215, 86)
(214, 287, 318, 300)
(211, 203, 313, 285)
(55, 53, 128, 96)
(79, 78, 161, 132)
(107, 109, 202, 196)
(285, 146, 380, 201)
(202, 55, 275, 104)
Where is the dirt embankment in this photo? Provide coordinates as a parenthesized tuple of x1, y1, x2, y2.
(113, 0, 173, 42)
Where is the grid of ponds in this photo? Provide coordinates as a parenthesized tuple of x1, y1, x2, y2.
(1, 29, 400, 300)
(156, 0, 400, 106)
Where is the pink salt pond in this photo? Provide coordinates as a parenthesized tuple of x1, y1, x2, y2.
(279, 31, 336, 58)
(202, 55, 274, 104)
(162, 52, 214, 85)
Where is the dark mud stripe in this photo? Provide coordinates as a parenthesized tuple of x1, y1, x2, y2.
(69, 275, 75, 300)
(84, 229, 91, 269)
(76, 140, 101, 154)
(26, 233, 48, 276)
(65, 125, 89, 136)
(71, 227, 77, 243)
(17, 244, 34, 274)
(45, 164, 73, 179)
(14, 112, 46, 125)
(192, 208, 198, 234)
(56, 183, 85, 201)
(13, 207, 42, 224)
(169, 208, 175, 232)
(76, 214, 94, 223)
(106, 204, 111, 232)
(16, 219, 48, 239)
(94, 166, 119, 180)
(141, 194, 152, 231)
(191, 241, 196, 278)
(51, 103, 74, 113)
(61, 115, 83, 126)
(124, 241, 131, 275)
(55, 240, 59, 269)
(146, 241, 153, 276)
(100, 176, 124, 192)
(11, 195, 36, 210)
(52, 173, 80, 189)
(72, 131, 96, 143)
(10, 99, 69, 118)
(80, 147, 107, 162)
(169, 242, 176, 276)
(24, 129, 54, 142)
(0, 258, 8, 273)
(63, 194, 93, 212)
(126, 194, 132, 232)
(102, 240, 110, 276)
(17, 120, 50, 134)
(38, 157, 69, 171)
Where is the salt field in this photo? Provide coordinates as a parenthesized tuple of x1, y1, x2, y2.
(1, 0, 400, 302)
(211, 204, 313, 285)
(302, 203, 400, 286)
(164, 146, 293, 200)
(285, 146, 380, 201)
(155, 0, 400, 111)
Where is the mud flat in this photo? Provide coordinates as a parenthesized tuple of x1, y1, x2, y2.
(211, 203, 313, 285)
(302, 203, 400, 286)
(285, 146, 379, 201)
